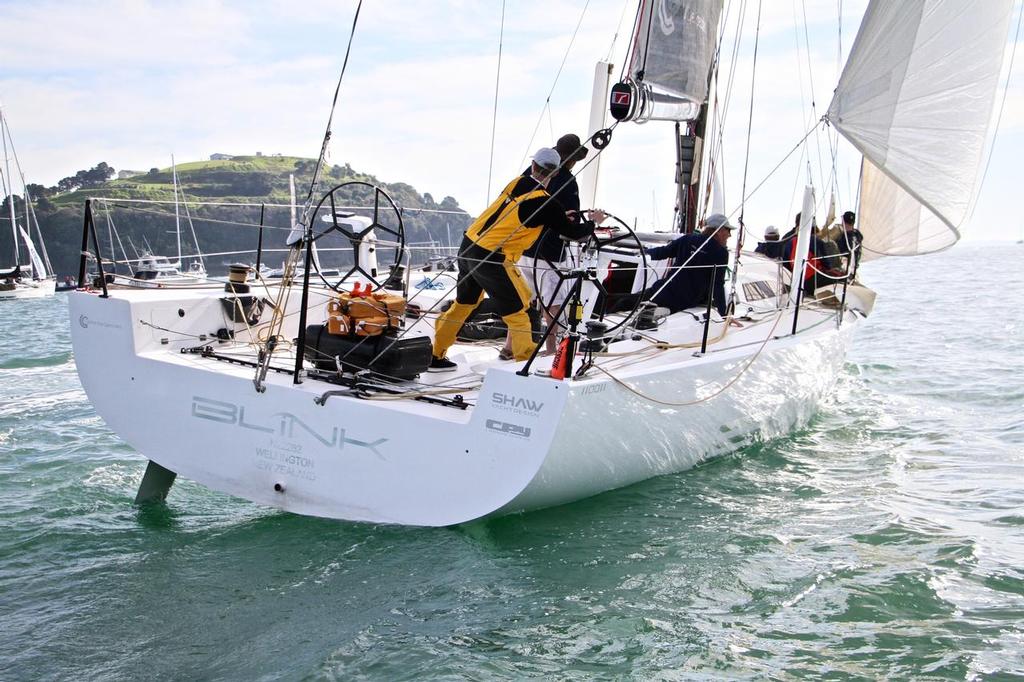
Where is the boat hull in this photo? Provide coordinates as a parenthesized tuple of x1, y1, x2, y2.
(69, 290, 857, 525)
(69, 292, 569, 526)
(501, 320, 851, 513)
(0, 278, 56, 300)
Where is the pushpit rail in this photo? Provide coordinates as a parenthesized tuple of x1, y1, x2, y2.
(77, 199, 109, 298)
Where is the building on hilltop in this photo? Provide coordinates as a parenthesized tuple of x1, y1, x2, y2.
(117, 170, 145, 179)
(210, 153, 234, 161)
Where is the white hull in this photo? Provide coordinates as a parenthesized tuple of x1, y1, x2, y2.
(69, 272, 859, 525)
(0, 277, 57, 300)
(501, 322, 849, 514)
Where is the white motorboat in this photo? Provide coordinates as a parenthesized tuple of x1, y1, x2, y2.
(94, 157, 210, 289)
(68, 0, 1012, 525)
(111, 253, 208, 288)
(1, 106, 56, 300)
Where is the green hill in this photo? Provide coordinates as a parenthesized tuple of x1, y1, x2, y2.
(2, 155, 471, 280)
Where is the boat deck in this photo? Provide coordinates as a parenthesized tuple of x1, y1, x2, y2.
(89, 251, 860, 424)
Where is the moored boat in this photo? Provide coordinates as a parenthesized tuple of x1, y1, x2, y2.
(1, 106, 56, 300)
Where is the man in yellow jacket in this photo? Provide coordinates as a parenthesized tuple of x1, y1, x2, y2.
(430, 148, 604, 371)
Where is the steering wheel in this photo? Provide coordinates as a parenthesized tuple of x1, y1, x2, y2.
(531, 211, 648, 336)
(307, 181, 405, 291)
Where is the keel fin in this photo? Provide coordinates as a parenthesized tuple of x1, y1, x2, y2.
(134, 460, 177, 505)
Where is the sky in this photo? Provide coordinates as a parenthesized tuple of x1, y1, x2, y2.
(1, 0, 1022, 243)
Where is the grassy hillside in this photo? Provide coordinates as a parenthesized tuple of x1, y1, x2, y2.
(4, 155, 471, 279)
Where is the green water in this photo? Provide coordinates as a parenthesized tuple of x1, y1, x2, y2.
(1, 243, 1022, 679)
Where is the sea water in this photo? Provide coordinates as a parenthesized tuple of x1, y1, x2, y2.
(1, 243, 1021, 679)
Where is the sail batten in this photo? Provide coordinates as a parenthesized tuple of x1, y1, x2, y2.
(826, 0, 1013, 259)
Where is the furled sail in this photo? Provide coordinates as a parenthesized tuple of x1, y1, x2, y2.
(625, 0, 722, 122)
(826, 0, 1013, 259)
(18, 226, 47, 279)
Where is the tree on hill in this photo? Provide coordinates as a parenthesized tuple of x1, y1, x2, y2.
(25, 182, 50, 199)
(53, 162, 115, 194)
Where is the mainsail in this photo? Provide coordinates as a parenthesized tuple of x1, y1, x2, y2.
(827, 0, 1013, 259)
(624, 0, 722, 122)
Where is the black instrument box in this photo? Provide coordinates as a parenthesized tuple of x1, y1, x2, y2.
(304, 325, 433, 380)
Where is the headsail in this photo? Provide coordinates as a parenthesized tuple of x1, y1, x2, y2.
(18, 226, 47, 279)
(615, 0, 722, 122)
(827, 0, 1013, 259)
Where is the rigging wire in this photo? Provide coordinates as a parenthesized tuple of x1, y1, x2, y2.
(605, 0, 634, 62)
(799, 0, 829, 204)
(179, 188, 207, 271)
(637, 0, 656, 78)
(485, 0, 506, 205)
(255, 0, 363, 392)
(788, 0, 814, 211)
(618, 0, 645, 81)
(704, 0, 748, 223)
(730, 0, 763, 309)
(518, 0, 593, 169)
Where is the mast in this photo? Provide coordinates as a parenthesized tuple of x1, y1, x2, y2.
(171, 155, 181, 267)
(577, 60, 615, 210)
(289, 173, 297, 227)
(674, 106, 707, 234)
(1, 108, 20, 266)
(610, 1, 722, 232)
(22, 175, 53, 277)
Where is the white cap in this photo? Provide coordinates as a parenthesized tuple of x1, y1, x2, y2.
(532, 147, 560, 171)
(705, 213, 735, 230)
(764, 225, 779, 238)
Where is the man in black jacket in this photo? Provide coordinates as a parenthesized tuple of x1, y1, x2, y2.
(837, 210, 864, 271)
(609, 213, 734, 316)
(755, 225, 787, 260)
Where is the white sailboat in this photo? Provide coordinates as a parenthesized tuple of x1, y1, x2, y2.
(67, 0, 1012, 525)
(0, 106, 56, 300)
(103, 157, 209, 289)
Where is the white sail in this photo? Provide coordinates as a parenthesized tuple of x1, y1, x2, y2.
(627, 0, 722, 122)
(18, 225, 47, 279)
(827, 0, 1013, 259)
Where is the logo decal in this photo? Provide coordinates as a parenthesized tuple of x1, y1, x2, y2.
(612, 92, 631, 105)
(486, 419, 532, 439)
(78, 314, 121, 330)
(191, 396, 388, 460)
(490, 392, 545, 419)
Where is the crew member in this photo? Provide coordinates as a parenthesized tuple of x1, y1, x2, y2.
(837, 210, 864, 271)
(430, 148, 603, 371)
(755, 225, 787, 260)
(514, 133, 589, 356)
(609, 213, 734, 316)
(784, 212, 845, 296)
